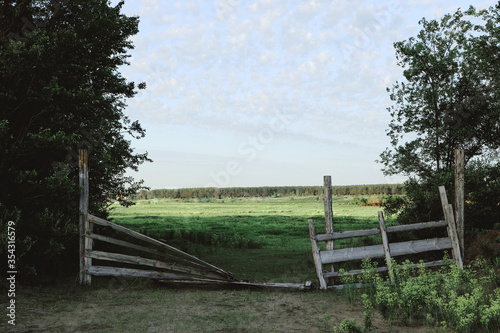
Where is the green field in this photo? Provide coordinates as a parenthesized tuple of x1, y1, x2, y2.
(12, 195, 498, 333)
(108, 195, 395, 283)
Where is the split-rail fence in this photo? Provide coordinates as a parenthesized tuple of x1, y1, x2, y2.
(78, 150, 311, 290)
(310, 151, 465, 290)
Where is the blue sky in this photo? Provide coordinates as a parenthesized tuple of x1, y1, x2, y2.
(115, 0, 493, 189)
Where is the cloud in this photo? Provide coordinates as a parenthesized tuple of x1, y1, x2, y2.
(115, 0, 482, 187)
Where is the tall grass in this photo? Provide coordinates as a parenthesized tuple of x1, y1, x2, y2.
(339, 257, 500, 332)
(108, 195, 391, 282)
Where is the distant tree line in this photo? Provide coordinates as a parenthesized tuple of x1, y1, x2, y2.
(133, 184, 405, 200)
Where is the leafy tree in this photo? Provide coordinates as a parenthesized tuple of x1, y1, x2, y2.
(378, 4, 500, 229)
(0, 0, 150, 279)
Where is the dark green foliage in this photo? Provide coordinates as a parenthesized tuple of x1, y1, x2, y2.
(337, 258, 500, 332)
(465, 158, 500, 230)
(379, 4, 500, 230)
(0, 0, 150, 280)
(337, 318, 363, 333)
(360, 258, 500, 332)
(382, 162, 500, 231)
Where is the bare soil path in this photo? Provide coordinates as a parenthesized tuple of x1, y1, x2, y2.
(3, 278, 431, 333)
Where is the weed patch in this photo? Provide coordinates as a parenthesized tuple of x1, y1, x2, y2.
(336, 258, 500, 332)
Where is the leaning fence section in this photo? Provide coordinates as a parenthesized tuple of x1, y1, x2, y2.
(78, 149, 312, 290)
(309, 182, 464, 290)
(78, 149, 235, 285)
(85, 214, 236, 282)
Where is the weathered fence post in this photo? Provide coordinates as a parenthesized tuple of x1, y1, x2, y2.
(438, 186, 463, 269)
(455, 149, 465, 259)
(378, 212, 394, 284)
(323, 176, 334, 277)
(79, 149, 92, 285)
(308, 219, 327, 290)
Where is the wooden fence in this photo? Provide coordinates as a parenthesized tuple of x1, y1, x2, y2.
(309, 207, 463, 289)
(78, 150, 311, 290)
(309, 163, 465, 290)
(79, 150, 236, 285)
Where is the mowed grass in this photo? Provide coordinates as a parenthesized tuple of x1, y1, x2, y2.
(108, 195, 395, 283)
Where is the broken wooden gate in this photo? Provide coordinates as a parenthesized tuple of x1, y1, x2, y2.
(309, 179, 464, 290)
(79, 150, 311, 290)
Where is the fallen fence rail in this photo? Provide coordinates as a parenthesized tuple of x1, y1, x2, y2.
(78, 149, 312, 290)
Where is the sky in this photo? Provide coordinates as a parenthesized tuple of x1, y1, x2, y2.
(114, 0, 493, 189)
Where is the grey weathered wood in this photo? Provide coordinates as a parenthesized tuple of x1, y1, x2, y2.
(315, 221, 447, 243)
(324, 260, 447, 278)
(87, 214, 234, 280)
(320, 237, 452, 265)
(323, 176, 334, 239)
(87, 232, 161, 257)
(455, 149, 465, 258)
(444, 204, 464, 269)
(159, 279, 313, 290)
(88, 266, 312, 290)
(378, 212, 394, 283)
(87, 266, 202, 280)
(386, 220, 448, 233)
(439, 186, 463, 268)
(439, 186, 456, 261)
(86, 232, 212, 271)
(328, 283, 366, 290)
(79, 149, 91, 285)
(86, 250, 225, 280)
(316, 228, 380, 242)
(438, 186, 449, 212)
(323, 176, 335, 278)
(309, 219, 327, 290)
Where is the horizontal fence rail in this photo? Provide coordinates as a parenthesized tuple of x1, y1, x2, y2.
(309, 190, 463, 290)
(319, 237, 452, 264)
(84, 213, 235, 282)
(78, 150, 312, 290)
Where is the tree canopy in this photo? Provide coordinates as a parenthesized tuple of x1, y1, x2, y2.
(378, 3, 500, 230)
(0, 0, 150, 279)
(378, 4, 500, 180)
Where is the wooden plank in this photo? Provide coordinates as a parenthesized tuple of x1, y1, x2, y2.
(159, 279, 313, 290)
(87, 232, 214, 272)
(86, 250, 227, 280)
(328, 283, 366, 290)
(323, 260, 446, 278)
(89, 266, 312, 290)
(378, 212, 394, 283)
(87, 214, 234, 280)
(386, 220, 447, 233)
(79, 149, 91, 285)
(455, 149, 465, 258)
(87, 266, 204, 280)
(444, 204, 464, 269)
(87, 232, 163, 257)
(309, 219, 327, 290)
(439, 186, 463, 269)
(439, 185, 455, 263)
(323, 176, 335, 279)
(315, 221, 448, 243)
(439, 186, 449, 213)
(316, 228, 380, 242)
(324, 176, 334, 242)
(320, 237, 452, 264)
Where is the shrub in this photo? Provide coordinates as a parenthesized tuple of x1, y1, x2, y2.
(351, 258, 500, 332)
(337, 318, 362, 333)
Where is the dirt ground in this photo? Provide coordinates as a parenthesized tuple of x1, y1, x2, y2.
(2, 277, 432, 333)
